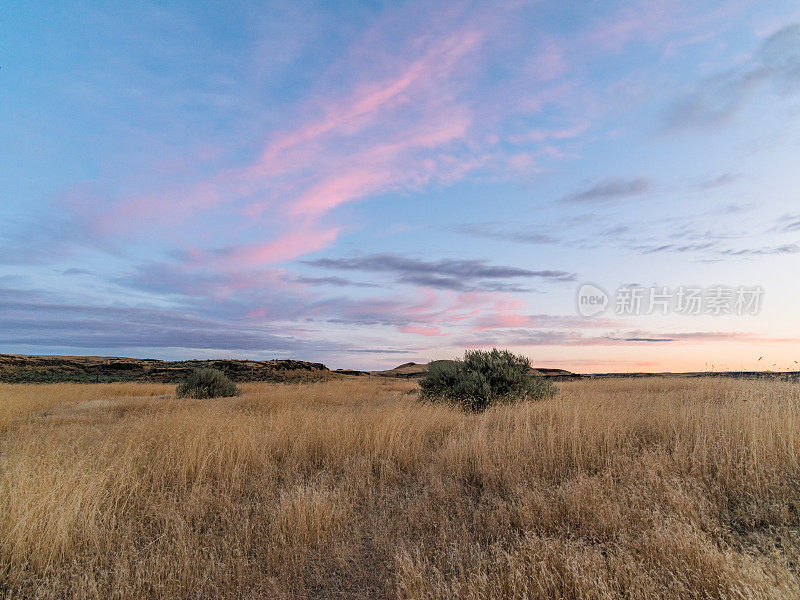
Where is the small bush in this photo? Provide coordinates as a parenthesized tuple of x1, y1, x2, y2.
(419, 348, 556, 411)
(176, 368, 241, 399)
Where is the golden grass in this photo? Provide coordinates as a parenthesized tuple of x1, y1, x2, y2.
(0, 382, 172, 430)
(0, 377, 798, 599)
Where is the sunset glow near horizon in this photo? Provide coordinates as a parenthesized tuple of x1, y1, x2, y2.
(2, 1, 800, 372)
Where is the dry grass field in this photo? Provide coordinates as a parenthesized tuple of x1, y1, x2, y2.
(1, 377, 799, 599)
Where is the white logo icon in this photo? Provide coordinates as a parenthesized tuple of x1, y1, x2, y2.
(577, 283, 609, 317)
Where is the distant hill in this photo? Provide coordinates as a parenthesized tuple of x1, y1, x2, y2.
(0, 354, 333, 384)
(335, 361, 582, 380)
(1, 354, 798, 384)
(0, 355, 581, 384)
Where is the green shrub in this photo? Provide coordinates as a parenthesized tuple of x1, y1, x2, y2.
(176, 368, 241, 399)
(419, 348, 556, 412)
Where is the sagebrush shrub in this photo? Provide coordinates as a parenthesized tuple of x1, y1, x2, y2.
(419, 348, 556, 411)
(176, 368, 241, 399)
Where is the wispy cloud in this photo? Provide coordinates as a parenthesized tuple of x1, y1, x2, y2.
(62, 268, 92, 276)
(560, 178, 652, 204)
(0, 287, 332, 354)
(451, 222, 559, 244)
(303, 253, 576, 291)
(770, 214, 800, 233)
(98, 22, 489, 266)
(469, 313, 622, 332)
(456, 329, 800, 348)
(214, 226, 341, 265)
(630, 238, 799, 259)
(281, 275, 379, 289)
(694, 173, 740, 190)
(634, 242, 719, 255)
(662, 23, 800, 131)
(77, 0, 726, 271)
(717, 243, 800, 257)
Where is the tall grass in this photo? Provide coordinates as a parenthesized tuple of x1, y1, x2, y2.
(0, 377, 798, 598)
(0, 382, 171, 430)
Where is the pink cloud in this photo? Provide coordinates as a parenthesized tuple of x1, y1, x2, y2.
(286, 165, 398, 220)
(326, 289, 538, 339)
(400, 324, 446, 336)
(255, 30, 482, 171)
(525, 122, 590, 143)
(472, 312, 532, 331)
(94, 25, 486, 271)
(91, 0, 728, 271)
(576, 0, 744, 55)
(222, 225, 341, 265)
(76, 0, 751, 334)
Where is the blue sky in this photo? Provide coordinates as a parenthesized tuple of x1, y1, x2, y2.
(2, 0, 800, 371)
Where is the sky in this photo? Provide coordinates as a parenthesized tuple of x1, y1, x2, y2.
(2, 0, 800, 372)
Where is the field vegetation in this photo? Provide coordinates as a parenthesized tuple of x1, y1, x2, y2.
(1, 377, 798, 599)
(419, 349, 556, 411)
(176, 368, 241, 399)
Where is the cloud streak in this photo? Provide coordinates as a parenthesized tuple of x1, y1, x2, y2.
(456, 329, 800, 348)
(303, 253, 576, 291)
(451, 222, 559, 245)
(0, 287, 332, 354)
(662, 23, 800, 131)
(770, 214, 800, 233)
(98, 23, 489, 267)
(561, 178, 652, 204)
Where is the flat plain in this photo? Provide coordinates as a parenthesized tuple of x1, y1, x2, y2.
(1, 377, 799, 599)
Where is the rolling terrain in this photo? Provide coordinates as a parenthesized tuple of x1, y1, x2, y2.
(2, 353, 798, 384)
(0, 354, 332, 384)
